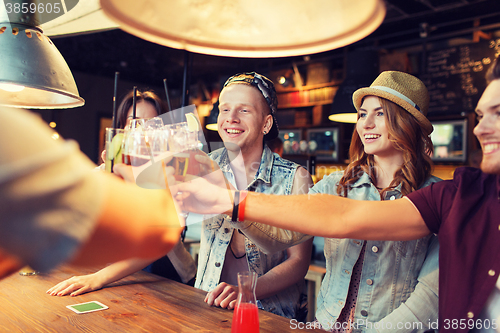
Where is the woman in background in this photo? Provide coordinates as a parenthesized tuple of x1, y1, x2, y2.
(116, 89, 167, 129)
(47, 89, 196, 296)
(306, 71, 440, 332)
(99, 89, 167, 166)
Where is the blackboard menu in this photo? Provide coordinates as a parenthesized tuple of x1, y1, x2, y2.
(423, 38, 500, 116)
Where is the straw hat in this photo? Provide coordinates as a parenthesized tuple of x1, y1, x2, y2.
(352, 71, 433, 134)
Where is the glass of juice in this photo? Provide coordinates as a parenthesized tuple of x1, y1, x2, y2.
(122, 120, 152, 167)
(104, 128, 125, 173)
(231, 271, 259, 333)
(167, 122, 207, 182)
(165, 121, 210, 218)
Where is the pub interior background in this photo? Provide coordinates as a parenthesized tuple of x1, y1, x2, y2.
(29, 0, 500, 261)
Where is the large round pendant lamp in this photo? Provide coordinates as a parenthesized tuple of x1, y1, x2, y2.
(100, 0, 386, 58)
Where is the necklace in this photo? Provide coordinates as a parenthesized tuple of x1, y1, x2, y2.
(229, 243, 246, 259)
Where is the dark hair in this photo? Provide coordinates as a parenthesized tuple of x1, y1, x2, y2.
(486, 57, 500, 84)
(337, 97, 434, 198)
(117, 90, 167, 129)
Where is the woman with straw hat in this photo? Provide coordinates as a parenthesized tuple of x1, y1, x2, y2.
(302, 71, 441, 332)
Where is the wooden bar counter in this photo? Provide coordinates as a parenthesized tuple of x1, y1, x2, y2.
(0, 265, 321, 332)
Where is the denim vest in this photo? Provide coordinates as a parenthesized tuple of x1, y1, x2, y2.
(195, 146, 305, 318)
(310, 171, 440, 332)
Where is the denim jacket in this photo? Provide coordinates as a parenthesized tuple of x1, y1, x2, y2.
(309, 171, 440, 332)
(232, 171, 440, 332)
(195, 146, 306, 319)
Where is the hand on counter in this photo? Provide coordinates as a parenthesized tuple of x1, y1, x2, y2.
(205, 282, 239, 310)
(46, 272, 106, 297)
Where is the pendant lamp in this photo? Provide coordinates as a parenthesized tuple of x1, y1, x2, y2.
(0, 0, 84, 109)
(99, 0, 386, 58)
(205, 101, 219, 131)
(329, 50, 379, 123)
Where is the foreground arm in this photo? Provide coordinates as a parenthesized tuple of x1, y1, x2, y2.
(368, 236, 440, 332)
(239, 193, 430, 240)
(69, 173, 183, 267)
(0, 108, 182, 275)
(177, 172, 430, 241)
(0, 249, 23, 280)
(47, 256, 159, 296)
(231, 167, 314, 254)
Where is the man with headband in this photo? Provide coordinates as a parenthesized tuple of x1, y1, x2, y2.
(196, 72, 314, 320)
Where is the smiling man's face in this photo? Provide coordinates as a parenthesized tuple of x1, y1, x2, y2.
(474, 79, 500, 175)
(217, 84, 272, 155)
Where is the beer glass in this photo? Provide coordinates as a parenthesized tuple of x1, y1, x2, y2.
(166, 122, 208, 182)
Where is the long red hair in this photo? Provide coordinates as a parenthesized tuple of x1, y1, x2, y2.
(337, 97, 434, 198)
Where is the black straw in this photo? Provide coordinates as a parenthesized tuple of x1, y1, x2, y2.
(111, 72, 119, 129)
(132, 86, 137, 120)
(163, 78, 175, 125)
(163, 78, 172, 112)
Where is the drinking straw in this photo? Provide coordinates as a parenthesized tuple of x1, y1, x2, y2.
(132, 86, 137, 119)
(163, 78, 175, 125)
(110, 72, 119, 173)
(111, 72, 119, 129)
(163, 78, 172, 112)
(144, 139, 156, 163)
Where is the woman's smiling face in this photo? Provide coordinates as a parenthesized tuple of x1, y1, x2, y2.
(357, 96, 400, 159)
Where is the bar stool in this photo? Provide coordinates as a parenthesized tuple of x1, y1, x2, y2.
(304, 262, 326, 322)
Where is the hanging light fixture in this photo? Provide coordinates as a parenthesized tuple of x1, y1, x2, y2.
(41, 0, 118, 37)
(99, 0, 386, 58)
(205, 101, 219, 131)
(0, 0, 84, 109)
(329, 50, 379, 123)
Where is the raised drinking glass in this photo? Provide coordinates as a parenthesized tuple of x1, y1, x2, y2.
(104, 128, 125, 173)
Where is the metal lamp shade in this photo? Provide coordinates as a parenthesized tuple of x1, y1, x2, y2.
(0, 23, 84, 109)
(328, 112, 358, 123)
(205, 101, 219, 131)
(329, 78, 361, 124)
(100, 0, 386, 58)
(329, 50, 379, 124)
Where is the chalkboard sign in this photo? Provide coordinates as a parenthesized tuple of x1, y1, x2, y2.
(423, 38, 500, 116)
